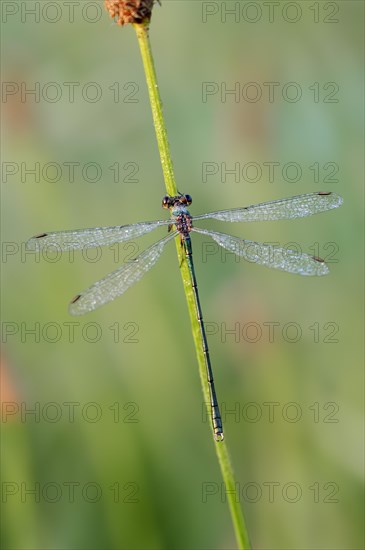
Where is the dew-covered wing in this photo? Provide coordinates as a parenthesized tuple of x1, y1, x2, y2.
(69, 232, 176, 315)
(26, 220, 170, 251)
(193, 192, 343, 223)
(193, 228, 329, 276)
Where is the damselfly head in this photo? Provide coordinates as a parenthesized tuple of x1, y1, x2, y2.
(162, 194, 192, 209)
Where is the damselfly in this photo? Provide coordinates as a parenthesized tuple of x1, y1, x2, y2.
(27, 191, 343, 440)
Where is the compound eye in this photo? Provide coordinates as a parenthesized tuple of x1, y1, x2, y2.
(162, 195, 170, 208)
(185, 194, 192, 205)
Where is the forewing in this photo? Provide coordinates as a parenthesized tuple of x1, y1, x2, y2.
(193, 192, 343, 223)
(193, 228, 329, 276)
(26, 220, 170, 251)
(69, 232, 176, 315)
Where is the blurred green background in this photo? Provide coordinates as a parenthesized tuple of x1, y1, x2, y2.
(1, 1, 364, 549)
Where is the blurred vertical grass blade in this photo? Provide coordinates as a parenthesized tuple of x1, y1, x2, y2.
(133, 22, 251, 550)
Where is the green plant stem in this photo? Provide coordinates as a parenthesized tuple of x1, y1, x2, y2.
(134, 23, 176, 197)
(133, 22, 251, 550)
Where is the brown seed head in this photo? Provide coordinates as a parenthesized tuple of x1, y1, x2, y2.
(105, 0, 156, 26)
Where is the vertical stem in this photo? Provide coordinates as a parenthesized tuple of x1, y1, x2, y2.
(133, 22, 251, 550)
(134, 22, 176, 197)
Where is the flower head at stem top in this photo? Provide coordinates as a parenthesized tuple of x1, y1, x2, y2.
(105, 0, 158, 26)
